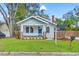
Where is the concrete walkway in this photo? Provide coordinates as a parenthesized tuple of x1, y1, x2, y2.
(0, 52, 79, 56)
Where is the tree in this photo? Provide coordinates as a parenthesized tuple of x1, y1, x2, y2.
(55, 18, 64, 30)
(15, 3, 28, 22)
(74, 6, 79, 17)
(55, 18, 63, 25)
(63, 11, 75, 20)
(0, 3, 48, 37)
(64, 19, 76, 31)
(64, 19, 76, 47)
(25, 3, 40, 16)
(16, 3, 40, 19)
(62, 9, 77, 47)
(73, 6, 79, 27)
(0, 3, 18, 37)
(63, 6, 79, 27)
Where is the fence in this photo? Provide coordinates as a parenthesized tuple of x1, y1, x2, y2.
(55, 31, 79, 39)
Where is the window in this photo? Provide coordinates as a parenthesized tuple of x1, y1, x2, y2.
(38, 26, 42, 33)
(26, 26, 29, 33)
(30, 27, 33, 33)
(26, 26, 34, 33)
(46, 27, 50, 33)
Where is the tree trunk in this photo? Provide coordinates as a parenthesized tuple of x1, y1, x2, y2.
(0, 3, 19, 37)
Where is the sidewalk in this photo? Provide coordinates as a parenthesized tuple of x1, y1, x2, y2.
(0, 52, 79, 56)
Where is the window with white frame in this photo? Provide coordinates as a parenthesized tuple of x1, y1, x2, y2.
(30, 27, 33, 33)
(46, 27, 50, 33)
(26, 26, 29, 33)
(26, 26, 34, 33)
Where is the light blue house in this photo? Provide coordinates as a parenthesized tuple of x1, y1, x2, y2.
(17, 16, 56, 40)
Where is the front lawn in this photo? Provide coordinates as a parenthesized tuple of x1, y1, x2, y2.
(0, 38, 79, 52)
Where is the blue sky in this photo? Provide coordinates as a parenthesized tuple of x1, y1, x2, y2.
(0, 3, 79, 21)
(41, 3, 79, 18)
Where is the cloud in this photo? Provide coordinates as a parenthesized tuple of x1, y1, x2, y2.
(40, 5, 47, 11)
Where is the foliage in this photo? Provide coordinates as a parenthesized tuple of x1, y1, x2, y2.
(55, 18, 63, 25)
(15, 3, 41, 22)
(39, 14, 50, 19)
(63, 6, 79, 28)
(55, 18, 77, 31)
(25, 3, 40, 16)
(15, 3, 27, 22)
(74, 6, 79, 17)
(15, 31, 20, 39)
(64, 19, 76, 31)
(63, 11, 75, 20)
(55, 18, 65, 30)
(72, 27, 79, 31)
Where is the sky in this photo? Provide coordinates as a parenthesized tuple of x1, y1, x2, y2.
(41, 3, 79, 18)
(0, 3, 79, 21)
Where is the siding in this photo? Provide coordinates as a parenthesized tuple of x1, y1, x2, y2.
(0, 24, 10, 37)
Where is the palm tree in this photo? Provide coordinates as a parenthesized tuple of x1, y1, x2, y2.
(73, 6, 79, 27)
(64, 19, 76, 30)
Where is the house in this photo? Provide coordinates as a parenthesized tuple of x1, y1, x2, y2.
(17, 15, 56, 40)
(76, 22, 79, 27)
(0, 23, 10, 37)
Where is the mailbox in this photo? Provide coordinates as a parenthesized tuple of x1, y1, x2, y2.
(70, 36, 75, 41)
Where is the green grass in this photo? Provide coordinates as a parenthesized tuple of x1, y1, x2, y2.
(0, 38, 79, 52)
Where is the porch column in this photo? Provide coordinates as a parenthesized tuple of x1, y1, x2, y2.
(43, 25, 46, 33)
(43, 25, 46, 39)
(20, 25, 23, 38)
(21, 25, 23, 33)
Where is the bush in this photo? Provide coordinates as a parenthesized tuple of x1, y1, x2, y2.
(72, 27, 79, 31)
(15, 31, 20, 39)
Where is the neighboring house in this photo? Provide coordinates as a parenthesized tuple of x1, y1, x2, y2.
(17, 16, 56, 40)
(76, 22, 79, 27)
(0, 23, 10, 37)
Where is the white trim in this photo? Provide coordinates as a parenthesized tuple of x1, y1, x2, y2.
(22, 24, 45, 26)
(17, 16, 34, 24)
(17, 16, 49, 24)
(36, 16, 56, 25)
(33, 16, 48, 24)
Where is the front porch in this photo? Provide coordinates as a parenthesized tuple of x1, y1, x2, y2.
(20, 25, 47, 40)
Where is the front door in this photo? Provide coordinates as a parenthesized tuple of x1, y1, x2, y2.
(38, 26, 42, 36)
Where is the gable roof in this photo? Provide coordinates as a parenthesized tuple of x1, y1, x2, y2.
(36, 16, 56, 25)
(17, 16, 56, 25)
